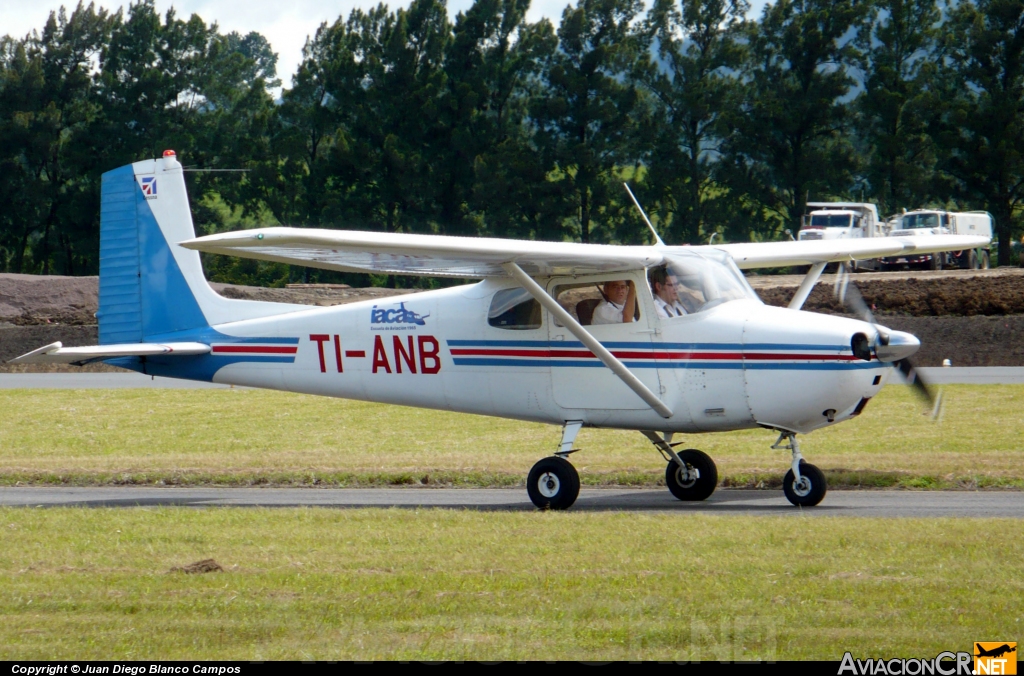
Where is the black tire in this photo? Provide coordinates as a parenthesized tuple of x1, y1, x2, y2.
(969, 250, 979, 270)
(665, 449, 718, 502)
(527, 456, 580, 510)
(929, 254, 941, 271)
(980, 250, 990, 269)
(783, 461, 827, 507)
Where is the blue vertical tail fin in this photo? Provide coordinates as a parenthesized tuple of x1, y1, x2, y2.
(97, 153, 295, 343)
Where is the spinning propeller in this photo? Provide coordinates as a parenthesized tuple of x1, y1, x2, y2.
(833, 264, 942, 417)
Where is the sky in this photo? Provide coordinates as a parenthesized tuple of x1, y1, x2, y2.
(1, 0, 773, 95)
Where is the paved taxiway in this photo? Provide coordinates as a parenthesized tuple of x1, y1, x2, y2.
(1, 487, 1021, 516)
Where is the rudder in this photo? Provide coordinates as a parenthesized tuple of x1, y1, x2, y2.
(98, 165, 146, 344)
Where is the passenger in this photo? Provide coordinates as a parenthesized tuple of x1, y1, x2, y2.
(591, 279, 637, 325)
(648, 266, 688, 318)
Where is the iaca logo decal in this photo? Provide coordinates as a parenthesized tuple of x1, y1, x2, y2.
(371, 302, 430, 331)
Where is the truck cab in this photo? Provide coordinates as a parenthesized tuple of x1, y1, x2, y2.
(798, 202, 885, 270)
(885, 210, 992, 270)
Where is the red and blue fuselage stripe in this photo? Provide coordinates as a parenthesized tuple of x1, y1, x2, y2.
(211, 345, 298, 355)
(445, 339, 877, 371)
(210, 336, 299, 357)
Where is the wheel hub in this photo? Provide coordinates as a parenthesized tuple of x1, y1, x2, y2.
(538, 472, 561, 498)
(792, 475, 812, 497)
(675, 464, 698, 489)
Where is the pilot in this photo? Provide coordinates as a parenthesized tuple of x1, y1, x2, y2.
(591, 279, 637, 325)
(649, 266, 688, 318)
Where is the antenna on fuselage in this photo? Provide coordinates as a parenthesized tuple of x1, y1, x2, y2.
(623, 183, 665, 247)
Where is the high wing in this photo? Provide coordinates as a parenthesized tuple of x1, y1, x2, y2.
(9, 341, 211, 365)
(180, 227, 991, 276)
(180, 227, 663, 278)
(716, 235, 991, 270)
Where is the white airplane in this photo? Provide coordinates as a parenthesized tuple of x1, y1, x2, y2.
(12, 152, 990, 509)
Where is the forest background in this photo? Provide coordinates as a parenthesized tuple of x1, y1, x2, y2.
(3, 0, 1024, 288)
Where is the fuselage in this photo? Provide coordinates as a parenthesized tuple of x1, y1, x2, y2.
(137, 276, 894, 435)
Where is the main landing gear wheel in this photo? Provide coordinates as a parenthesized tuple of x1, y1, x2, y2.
(783, 461, 827, 507)
(527, 456, 580, 510)
(665, 449, 718, 502)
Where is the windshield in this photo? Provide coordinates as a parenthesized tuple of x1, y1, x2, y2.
(902, 213, 940, 229)
(809, 214, 853, 228)
(658, 250, 760, 314)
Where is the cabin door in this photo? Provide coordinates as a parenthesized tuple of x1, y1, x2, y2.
(546, 273, 662, 411)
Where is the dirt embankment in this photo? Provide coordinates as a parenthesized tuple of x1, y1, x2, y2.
(755, 270, 1024, 317)
(753, 269, 1024, 366)
(2, 270, 1023, 369)
(0, 276, 411, 372)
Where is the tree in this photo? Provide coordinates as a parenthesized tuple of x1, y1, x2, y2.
(0, 0, 281, 276)
(936, 0, 1024, 265)
(223, 31, 281, 90)
(531, 0, 645, 244)
(719, 0, 868, 237)
(439, 0, 559, 238)
(854, 0, 941, 217)
(237, 19, 343, 230)
(635, 0, 749, 244)
(307, 0, 452, 236)
(96, 1, 274, 164)
(0, 3, 112, 274)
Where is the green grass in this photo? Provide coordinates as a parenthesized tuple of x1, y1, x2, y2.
(1, 384, 1022, 488)
(0, 509, 1020, 660)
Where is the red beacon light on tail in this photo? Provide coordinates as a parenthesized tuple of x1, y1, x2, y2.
(160, 149, 180, 169)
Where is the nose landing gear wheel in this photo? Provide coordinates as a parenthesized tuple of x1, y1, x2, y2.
(527, 456, 580, 510)
(665, 449, 718, 502)
(783, 461, 827, 507)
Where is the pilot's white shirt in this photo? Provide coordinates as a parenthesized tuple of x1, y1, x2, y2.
(592, 300, 630, 325)
(654, 295, 688, 318)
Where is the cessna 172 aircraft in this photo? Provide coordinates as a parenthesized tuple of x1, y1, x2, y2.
(12, 152, 991, 509)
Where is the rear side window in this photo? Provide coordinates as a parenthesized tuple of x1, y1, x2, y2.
(488, 288, 541, 330)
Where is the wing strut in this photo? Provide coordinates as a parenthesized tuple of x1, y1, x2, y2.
(501, 262, 673, 419)
(788, 262, 828, 310)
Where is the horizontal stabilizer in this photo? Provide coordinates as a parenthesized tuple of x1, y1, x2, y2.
(9, 341, 211, 365)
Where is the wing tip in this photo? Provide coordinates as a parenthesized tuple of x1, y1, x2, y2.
(8, 342, 63, 365)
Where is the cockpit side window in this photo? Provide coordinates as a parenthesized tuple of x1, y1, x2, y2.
(551, 281, 642, 326)
(488, 288, 542, 330)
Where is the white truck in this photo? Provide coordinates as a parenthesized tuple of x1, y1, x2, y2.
(797, 202, 887, 270)
(882, 210, 993, 270)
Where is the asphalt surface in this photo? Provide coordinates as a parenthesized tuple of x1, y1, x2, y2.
(2, 367, 1024, 388)
(0, 487, 1021, 516)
